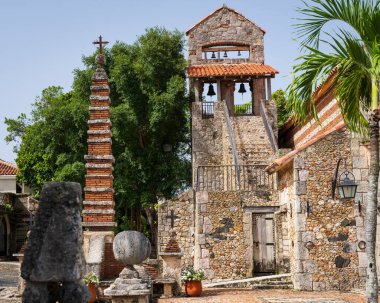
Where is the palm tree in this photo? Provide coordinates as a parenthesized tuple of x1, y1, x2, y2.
(287, 0, 380, 301)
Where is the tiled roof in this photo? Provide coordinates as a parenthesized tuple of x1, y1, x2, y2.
(265, 121, 346, 174)
(188, 64, 279, 78)
(0, 159, 18, 175)
(186, 5, 266, 35)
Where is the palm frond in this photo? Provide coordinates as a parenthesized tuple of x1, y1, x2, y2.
(295, 0, 376, 48)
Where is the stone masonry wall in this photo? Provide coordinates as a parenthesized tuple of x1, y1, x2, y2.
(194, 190, 280, 281)
(157, 190, 195, 269)
(192, 101, 275, 184)
(187, 5, 265, 65)
(290, 128, 362, 291)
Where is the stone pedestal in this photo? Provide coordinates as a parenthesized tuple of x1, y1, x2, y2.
(159, 252, 183, 296)
(105, 266, 150, 303)
(104, 231, 152, 303)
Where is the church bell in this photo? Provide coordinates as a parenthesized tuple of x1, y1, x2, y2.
(238, 83, 247, 94)
(207, 84, 216, 97)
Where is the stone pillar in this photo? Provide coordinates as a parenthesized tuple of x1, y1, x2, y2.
(83, 48, 116, 231)
(266, 77, 272, 101)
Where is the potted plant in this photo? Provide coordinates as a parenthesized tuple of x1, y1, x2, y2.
(181, 267, 206, 297)
(83, 272, 99, 303)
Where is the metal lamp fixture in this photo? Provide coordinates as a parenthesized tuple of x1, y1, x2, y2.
(331, 158, 358, 199)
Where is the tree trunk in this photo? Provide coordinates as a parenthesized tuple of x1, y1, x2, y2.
(366, 115, 379, 303)
(144, 205, 158, 258)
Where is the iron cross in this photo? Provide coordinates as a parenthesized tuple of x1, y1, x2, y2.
(166, 209, 180, 228)
(93, 35, 109, 55)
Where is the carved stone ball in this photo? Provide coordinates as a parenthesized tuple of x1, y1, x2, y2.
(113, 231, 151, 265)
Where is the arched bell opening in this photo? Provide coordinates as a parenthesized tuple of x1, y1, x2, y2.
(201, 82, 218, 117)
(233, 82, 254, 115)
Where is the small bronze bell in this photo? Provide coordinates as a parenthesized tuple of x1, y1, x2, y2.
(207, 84, 216, 96)
(238, 83, 247, 94)
(211, 52, 216, 59)
(238, 50, 241, 56)
(223, 51, 228, 58)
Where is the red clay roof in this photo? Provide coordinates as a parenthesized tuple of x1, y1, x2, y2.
(265, 120, 346, 174)
(0, 160, 18, 175)
(186, 5, 266, 35)
(188, 64, 279, 78)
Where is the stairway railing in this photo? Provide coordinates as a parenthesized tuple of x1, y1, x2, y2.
(224, 93, 240, 184)
(260, 100, 278, 153)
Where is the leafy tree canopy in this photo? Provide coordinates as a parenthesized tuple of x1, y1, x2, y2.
(5, 27, 191, 228)
(272, 89, 291, 128)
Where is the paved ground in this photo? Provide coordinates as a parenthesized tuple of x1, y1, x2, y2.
(0, 262, 21, 302)
(0, 262, 376, 303)
(0, 262, 20, 288)
(157, 289, 371, 303)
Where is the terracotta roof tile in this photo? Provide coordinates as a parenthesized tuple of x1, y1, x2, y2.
(188, 64, 279, 78)
(265, 120, 346, 174)
(0, 160, 18, 175)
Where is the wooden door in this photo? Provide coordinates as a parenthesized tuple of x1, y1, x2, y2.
(252, 213, 275, 274)
(0, 218, 6, 256)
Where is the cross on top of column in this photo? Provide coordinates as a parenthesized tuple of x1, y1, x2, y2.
(93, 35, 109, 55)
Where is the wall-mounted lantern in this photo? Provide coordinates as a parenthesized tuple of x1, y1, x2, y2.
(331, 158, 358, 199)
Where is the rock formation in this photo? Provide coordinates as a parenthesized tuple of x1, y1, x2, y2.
(21, 182, 89, 303)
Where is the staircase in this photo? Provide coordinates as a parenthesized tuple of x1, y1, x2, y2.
(203, 273, 293, 290)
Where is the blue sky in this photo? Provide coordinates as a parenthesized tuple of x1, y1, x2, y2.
(0, 0, 302, 163)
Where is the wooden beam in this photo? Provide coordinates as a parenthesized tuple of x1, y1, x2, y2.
(202, 46, 250, 52)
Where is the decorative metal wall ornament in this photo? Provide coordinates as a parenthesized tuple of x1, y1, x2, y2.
(358, 241, 366, 250)
(331, 157, 358, 199)
(306, 201, 312, 216)
(305, 241, 315, 250)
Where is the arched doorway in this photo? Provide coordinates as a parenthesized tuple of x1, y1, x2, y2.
(0, 217, 7, 256)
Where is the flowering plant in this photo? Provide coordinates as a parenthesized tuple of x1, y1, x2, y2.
(181, 267, 206, 281)
(83, 272, 99, 285)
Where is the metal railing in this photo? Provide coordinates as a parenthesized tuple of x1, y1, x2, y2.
(196, 165, 274, 192)
(234, 103, 253, 115)
(202, 102, 214, 117)
(260, 100, 278, 152)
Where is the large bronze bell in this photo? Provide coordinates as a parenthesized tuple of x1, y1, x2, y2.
(238, 83, 247, 94)
(207, 84, 216, 96)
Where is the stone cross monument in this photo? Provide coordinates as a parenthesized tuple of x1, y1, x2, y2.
(82, 35, 116, 231)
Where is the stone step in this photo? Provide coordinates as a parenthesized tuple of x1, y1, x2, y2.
(251, 284, 293, 290)
(203, 273, 292, 289)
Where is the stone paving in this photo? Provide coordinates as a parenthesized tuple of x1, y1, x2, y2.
(157, 289, 370, 303)
(0, 262, 21, 302)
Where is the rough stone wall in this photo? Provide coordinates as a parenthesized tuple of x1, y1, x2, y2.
(194, 190, 280, 281)
(288, 129, 362, 291)
(187, 6, 265, 65)
(192, 101, 275, 184)
(157, 190, 195, 269)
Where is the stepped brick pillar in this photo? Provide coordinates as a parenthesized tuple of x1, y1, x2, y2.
(83, 36, 116, 232)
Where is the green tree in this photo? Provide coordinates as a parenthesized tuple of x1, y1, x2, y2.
(272, 89, 291, 127)
(5, 27, 190, 248)
(287, 1, 380, 301)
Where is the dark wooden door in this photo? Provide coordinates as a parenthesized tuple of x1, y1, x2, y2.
(252, 213, 275, 273)
(0, 218, 6, 256)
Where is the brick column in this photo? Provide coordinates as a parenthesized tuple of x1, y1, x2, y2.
(82, 51, 116, 231)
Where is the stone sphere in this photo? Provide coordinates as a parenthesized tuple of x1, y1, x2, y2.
(113, 231, 151, 265)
